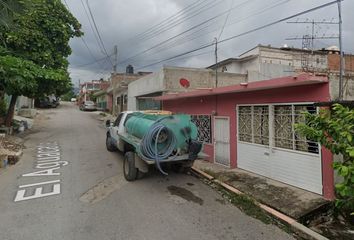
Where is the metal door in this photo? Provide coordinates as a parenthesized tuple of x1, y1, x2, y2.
(214, 117, 230, 166)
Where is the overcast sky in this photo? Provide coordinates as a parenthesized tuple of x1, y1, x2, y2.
(63, 0, 354, 86)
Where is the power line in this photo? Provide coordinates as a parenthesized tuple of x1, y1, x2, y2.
(79, 0, 105, 56)
(119, 0, 255, 65)
(135, 0, 341, 70)
(85, 0, 114, 67)
(132, 0, 211, 41)
(123, 0, 291, 67)
(138, 0, 225, 42)
(218, 0, 235, 40)
(74, 54, 114, 68)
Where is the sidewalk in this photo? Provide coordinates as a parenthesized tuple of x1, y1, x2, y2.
(193, 160, 329, 220)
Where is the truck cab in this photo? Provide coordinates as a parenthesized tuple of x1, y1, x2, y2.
(105, 111, 134, 152)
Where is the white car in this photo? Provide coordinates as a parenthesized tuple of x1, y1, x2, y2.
(70, 98, 77, 102)
(80, 101, 96, 111)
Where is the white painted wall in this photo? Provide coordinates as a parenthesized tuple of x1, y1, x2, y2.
(127, 70, 165, 111)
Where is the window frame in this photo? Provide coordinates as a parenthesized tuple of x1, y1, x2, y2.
(237, 102, 320, 156)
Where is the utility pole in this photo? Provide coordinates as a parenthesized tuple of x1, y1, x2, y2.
(338, 1, 344, 100)
(113, 45, 118, 74)
(214, 37, 218, 88)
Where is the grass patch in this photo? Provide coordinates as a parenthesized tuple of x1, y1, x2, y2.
(198, 168, 295, 236)
(217, 186, 272, 224)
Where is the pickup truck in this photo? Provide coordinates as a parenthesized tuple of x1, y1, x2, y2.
(105, 111, 202, 181)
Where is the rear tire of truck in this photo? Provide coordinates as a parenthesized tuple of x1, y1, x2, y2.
(123, 152, 137, 181)
(106, 134, 117, 152)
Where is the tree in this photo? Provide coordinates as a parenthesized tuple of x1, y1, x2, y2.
(295, 104, 354, 219)
(0, 0, 82, 126)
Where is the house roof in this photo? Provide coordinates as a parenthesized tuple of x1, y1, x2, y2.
(206, 55, 258, 69)
(154, 74, 328, 101)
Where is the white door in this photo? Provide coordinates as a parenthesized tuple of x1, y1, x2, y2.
(214, 117, 230, 167)
(237, 104, 322, 194)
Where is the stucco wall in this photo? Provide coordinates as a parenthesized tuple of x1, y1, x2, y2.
(128, 70, 165, 111)
(128, 66, 247, 110)
(162, 83, 334, 199)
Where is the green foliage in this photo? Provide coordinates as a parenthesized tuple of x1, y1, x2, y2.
(0, 0, 23, 29)
(0, 0, 82, 98)
(0, 51, 67, 97)
(2, 0, 82, 69)
(295, 104, 354, 216)
(61, 85, 76, 101)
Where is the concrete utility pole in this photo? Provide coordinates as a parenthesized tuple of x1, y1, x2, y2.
(337, 0, 344, 100)
(214, 37, 218, 88)
(113, 45, 118, 74)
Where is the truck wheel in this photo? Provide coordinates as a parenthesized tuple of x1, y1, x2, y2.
(123, 152, 137, 181)
(106, 134, 116, 152)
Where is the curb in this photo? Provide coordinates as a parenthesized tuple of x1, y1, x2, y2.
(191, 167, 329, 240)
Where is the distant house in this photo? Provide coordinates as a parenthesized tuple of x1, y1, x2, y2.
(127, 66, 247, 111)
(107, 65, 151, 115)
(207, 44, 354, 100)
(78, 79, 110, 105)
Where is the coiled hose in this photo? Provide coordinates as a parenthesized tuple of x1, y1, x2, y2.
(140, 117, 177, 175)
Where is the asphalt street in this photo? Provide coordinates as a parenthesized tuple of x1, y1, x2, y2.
(0, 102, 295, 240)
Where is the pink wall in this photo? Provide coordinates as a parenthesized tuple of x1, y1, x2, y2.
(163, 83, 335, 199)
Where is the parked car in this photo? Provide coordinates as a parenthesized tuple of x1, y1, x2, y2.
(70, 98, 77, 102)
(80, 101, 96, 111)
(35, 97, 58, 108)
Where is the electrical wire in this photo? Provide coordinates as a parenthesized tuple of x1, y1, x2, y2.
(138, 0, 225, 42)
(125, 0, 290, 67)
(135, 0, 341, 71)
(119, 0, 256, 65)
(79, 0, 106, 56)
(133, 0, 212, 42)
(85, 0, 114, 67)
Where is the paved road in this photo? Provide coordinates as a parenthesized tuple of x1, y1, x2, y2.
(0, 102, 295, 240)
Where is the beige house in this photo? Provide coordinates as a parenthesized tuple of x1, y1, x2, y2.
(127, 66, 247, 111)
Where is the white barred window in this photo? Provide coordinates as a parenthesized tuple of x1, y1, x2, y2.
(238, 104, 319, 154)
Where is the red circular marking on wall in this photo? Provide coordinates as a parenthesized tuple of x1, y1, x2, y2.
(179, 78, 190, 88)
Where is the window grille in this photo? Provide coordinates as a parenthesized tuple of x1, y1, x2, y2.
(238, 106, 252, 142)
(274, 104, 319, 154)
(238, 104, 319, 154)
(253, 106, 269, 145)
(238, 106, 269, 145)
(191, 115, 212, 144)
(274, 105, 293, 149)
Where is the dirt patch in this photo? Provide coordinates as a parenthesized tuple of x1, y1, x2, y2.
(186, 182, 194, 186)
(167, 185, 203, 205)
(215, 198, 226, 205)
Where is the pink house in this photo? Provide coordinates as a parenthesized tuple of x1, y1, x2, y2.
(157, 74, 335, 200)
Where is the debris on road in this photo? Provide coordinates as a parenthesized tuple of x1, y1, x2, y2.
(0, 134, 24, 167)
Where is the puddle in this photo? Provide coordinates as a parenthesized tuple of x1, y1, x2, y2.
(79, 175, 126, 204)
(167, 185, 203, 205)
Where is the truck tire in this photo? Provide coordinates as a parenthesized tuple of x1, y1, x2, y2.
(123, 152, 137, 181)
(106, 134, 117, 152)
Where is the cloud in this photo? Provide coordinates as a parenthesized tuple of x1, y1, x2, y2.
(64, 0, 354, 86)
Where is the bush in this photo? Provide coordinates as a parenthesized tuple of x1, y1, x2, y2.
(295, 104, 354, 218)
